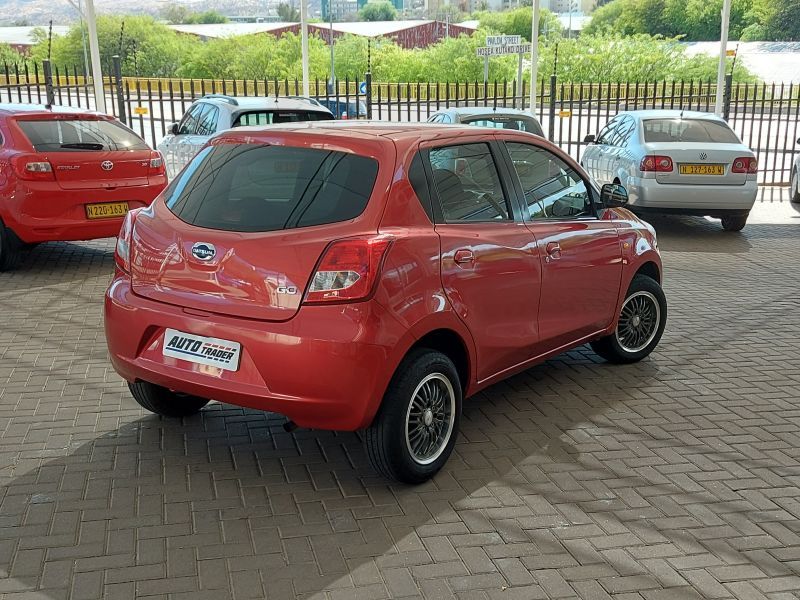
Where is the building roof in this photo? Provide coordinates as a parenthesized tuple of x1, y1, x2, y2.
(0, 25, 70, 47)
(169, 23, 298, 39)
(685, 42, 800, 83)
(322, 20, 443, 37)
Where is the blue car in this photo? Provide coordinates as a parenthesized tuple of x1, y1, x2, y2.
(316, 99, 368, 119)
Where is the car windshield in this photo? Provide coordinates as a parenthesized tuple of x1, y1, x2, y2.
(17, 118, 149, 152)
(165, 144, 378, 233)
(643, 119, 740, 144)
(233, 111, 333, 127)
(464, 117, 544, 136)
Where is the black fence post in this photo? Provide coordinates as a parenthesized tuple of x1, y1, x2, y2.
(365, 71, 373, 120)
(112, 55, 127, 125)
(548, 74, 557, 141)
(723, 73, 733, 121)
(42, 59, 55, 107)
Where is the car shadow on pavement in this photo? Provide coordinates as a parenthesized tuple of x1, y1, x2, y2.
(2, 346, 799, 599)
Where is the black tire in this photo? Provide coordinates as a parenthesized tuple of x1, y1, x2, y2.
(591, 274, 667, 364)
(791, 169, 800, 203)
(365, 349, 462, 484)
(128, 381, 209, 417)
(721, 212, 749, 232)
(0, 222, 22, 272)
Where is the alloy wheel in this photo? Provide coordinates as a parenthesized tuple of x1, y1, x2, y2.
(615, 291, 661, 353)
(404, 373, 456, 465)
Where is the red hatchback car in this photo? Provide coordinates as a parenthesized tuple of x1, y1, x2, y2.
(105, 122, 667, 483)
(0, 104, 167, 270)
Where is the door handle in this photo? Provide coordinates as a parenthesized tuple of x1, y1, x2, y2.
(453, 249, 475, 265)
(545, 242, 562, 260)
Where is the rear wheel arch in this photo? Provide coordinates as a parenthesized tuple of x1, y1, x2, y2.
(409, 328, 471, 395)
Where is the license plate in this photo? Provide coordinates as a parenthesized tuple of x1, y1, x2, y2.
(679, 164, 725, 175)
(163, 328, 241, 372)
(85, 201, 129, 219)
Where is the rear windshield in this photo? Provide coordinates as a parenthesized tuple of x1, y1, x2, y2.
(643, 119, 740, 144)
(165, 144, 379, 233)
(17, 118, 149, 152)
(233, 111, 334, 127)
(464, 117, 544, 137)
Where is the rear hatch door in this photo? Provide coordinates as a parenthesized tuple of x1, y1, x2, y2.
(130, 138, 386, 322)
(15, 115, 153, 189)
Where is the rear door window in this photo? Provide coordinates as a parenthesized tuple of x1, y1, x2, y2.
(17, 118, 149, 152)
(233, 111, 334, 127)
(464, 117, 544, 136)
(165, 144, 379, 233)
(643, 119, 740, 143)
(428, 143, 511, 222)
(178, 104, 204, 135)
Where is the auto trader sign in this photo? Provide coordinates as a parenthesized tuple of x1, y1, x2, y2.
(477, 36, 532, 56)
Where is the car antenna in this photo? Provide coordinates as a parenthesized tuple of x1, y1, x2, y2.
(680, 109, 684, 119)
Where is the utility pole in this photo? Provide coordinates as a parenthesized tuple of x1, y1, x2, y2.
(300, 0, 310, 97)
(714, 0, 732, 116)
(529, 0, 540, 113)
(84, 0, 106, 113)
(329, 0, 335, 93)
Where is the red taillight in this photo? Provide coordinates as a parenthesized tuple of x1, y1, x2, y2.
(640, 155, 674, 173)
(148, 151, 165, 176)
(732, 156, 758, 174)
(340, 114, 349, 120)
(115, 209, 139, 274)
(12, 155, 54, 181)
(303, 235, 394, 305)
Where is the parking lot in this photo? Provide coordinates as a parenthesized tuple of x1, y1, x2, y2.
(0, 189, 798, 600)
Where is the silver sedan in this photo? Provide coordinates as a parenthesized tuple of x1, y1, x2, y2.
(581, 110, 758, 231)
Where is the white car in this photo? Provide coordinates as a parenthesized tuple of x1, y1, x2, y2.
(791, 137, 800, 203)
(158, 95, 334, 180)
(581, 110, 758, 231)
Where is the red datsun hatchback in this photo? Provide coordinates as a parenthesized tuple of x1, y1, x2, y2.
(0, 104, 167, 270)
(104, 122, 667, 483)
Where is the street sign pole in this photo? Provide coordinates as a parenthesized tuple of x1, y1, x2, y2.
(530, 0, 540, 114)
(300, 0, 310, 97)
(714, 0, 732, 116)
(84, 0, 106, 113)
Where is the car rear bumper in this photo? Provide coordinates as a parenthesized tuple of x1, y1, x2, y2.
(4, 182, 165, 243)
(104, 276, 402, 431)
(625, 177, 758, 214)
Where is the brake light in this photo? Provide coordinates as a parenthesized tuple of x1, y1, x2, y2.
(115, 209, 139, 274)
(732, 156, 758, 174)
(12, 155, 54, 181)
(148, 151, 165, 176)
(303, 235, 394, 304)
(640, 155, 674, 172)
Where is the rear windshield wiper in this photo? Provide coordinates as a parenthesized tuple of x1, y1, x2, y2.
(59, 142, 105, 150)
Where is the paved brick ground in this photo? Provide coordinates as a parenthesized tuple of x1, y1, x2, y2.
(1, 191, 799, 600)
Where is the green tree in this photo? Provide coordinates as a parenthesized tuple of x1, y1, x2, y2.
(187, 11, 229, 24)
(766, 0, 800, 41)
(161, 4, 191, 24)
(28, 15, 199, 77)
(0, 43, 26, 67)
(475, 8, 562, 41)
(359, 2, 398, 21)
(277, 3, 301, 21)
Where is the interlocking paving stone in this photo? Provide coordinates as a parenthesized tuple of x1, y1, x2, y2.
(0, 193, 799, 599)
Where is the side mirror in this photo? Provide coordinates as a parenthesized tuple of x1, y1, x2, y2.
(584, 134, 596, 144)
(601, 183, 628, 207)
(170, 122, 179, 135)
(797, 137, 800, 145)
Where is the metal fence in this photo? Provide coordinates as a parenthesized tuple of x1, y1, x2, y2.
(2, 60, 798, 185)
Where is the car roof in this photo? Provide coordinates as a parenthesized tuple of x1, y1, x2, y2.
(434, 107, 540, 119)
(196, 95, 332, 113)
(0, 103, 102, 118)
(216, 120, 556, 151)
(622, 109, 725, 121)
